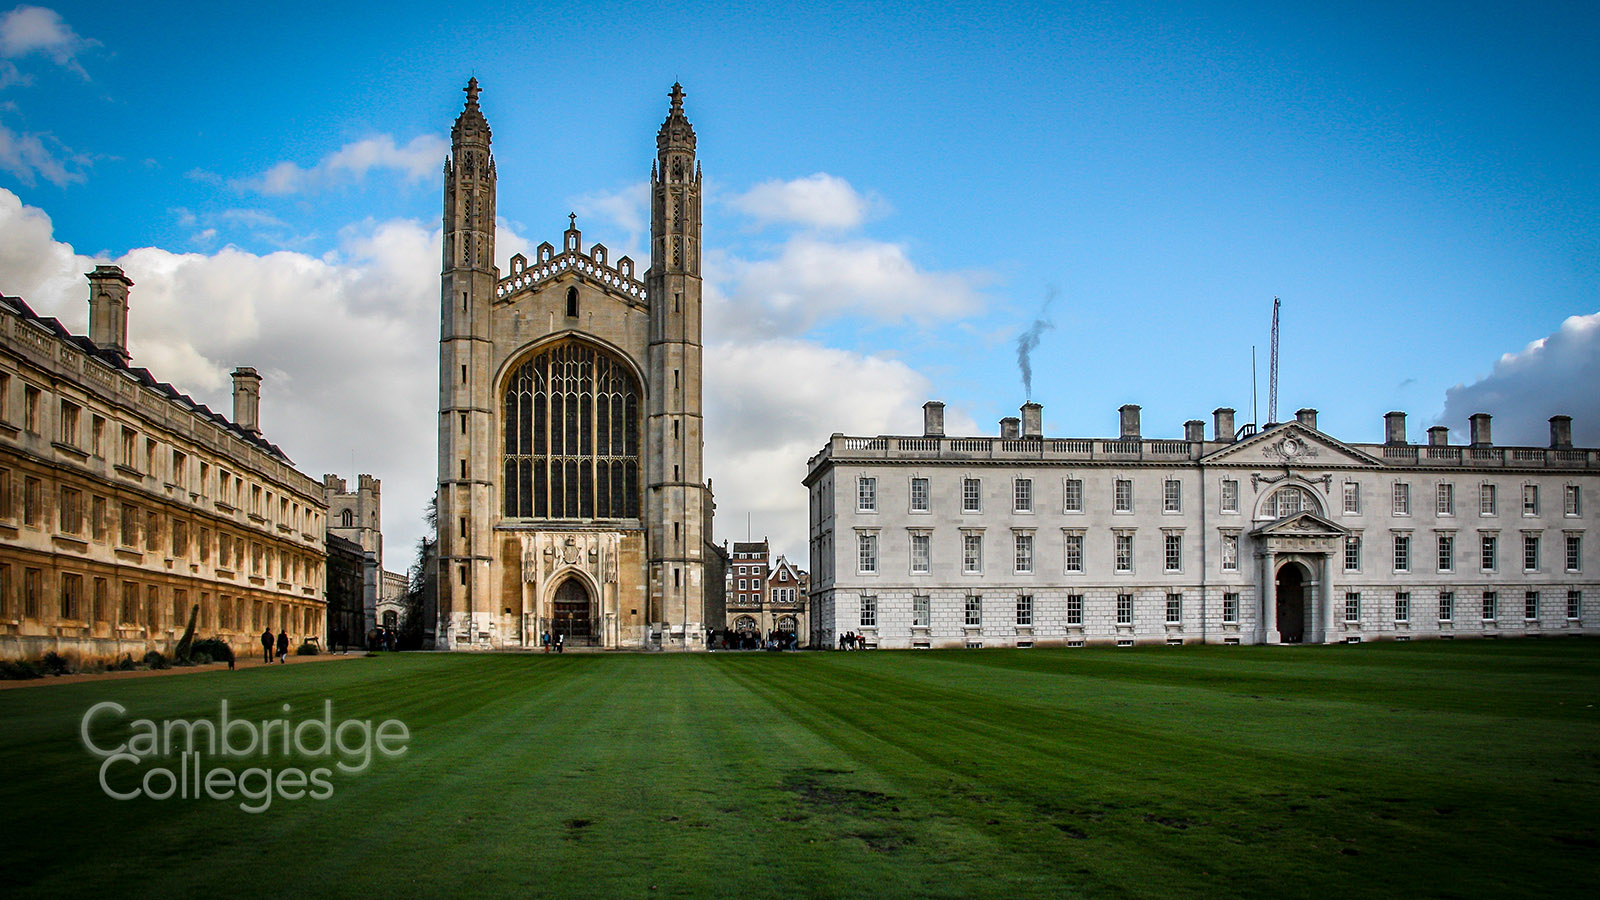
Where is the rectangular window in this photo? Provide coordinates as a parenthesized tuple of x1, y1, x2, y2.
(1524, 534, 1540, 571)
(1221, 479, 1239, 513)
(1222, 592, 1239, 624)
(1524, 590, 1539, 621)
(1482, 591, 1498, 621)
(1067, 593, 1084, 625)
(1114, 479, 1133, 513)
(1063, 478, 1083, 513)
(1001, 479, 1026, 515)
(1345, 592, 1361, 623)
(1393, 533, 1410, 572)
(145, 509, 160, 552)
(1523, 485, 1539, 516)
(1436, 483, 1454, 516)
(1064, 533, 1084, 573)
(962, 478, 982, 513)
(912, 594, 930, 627)
(90, 495, 106, 541)
(859, 594, 877, 628)
(1568, 590, 1582, 621)
(24, 386, 39, 433)
(23, 476, 39, 526)
(1115, 532, 1133, 573)
(0, 468, 9, 519)
(1163, 479, 1181, 513)
(1439, 591, 1454, 623)
(58, 400, 80, 446)
(92, 577, 106, 622)
(1343, 482, 1360, 514)
(910, 477, 929, 512)
(737, 579, 746, 590)
(120, 581, 138, 624)
(1481, 533, 1498, 571)
(23, 567, 41, 618)
(1221, 533, 1238, 571)
(1437, 533, 1454, 572)
(171, 519, 187, 558)
(1568, 533, 1582, 572)
(1016, 594, 1033, 626)
(59, 573, 82, 620)
(1394, 592, 1410, 623)
(1392, 483, 1410, 516)
(964, 594, 982, 627)
(58, 487, 82, 535)
(857, 533, 877, 573)
(1165, 593, 1182, 624)
(1116, 593, 1133, 625)
(857, 477, 876, 512)
(1565, 485, 1581, 517)
(910, 533, 930, 573)
(1345, 535, 1362, 572)
(1164, 533, 1182, 572)
(1014, 533, 1033, 573)
(120, 503, 137, 547)
(963, 533, 983, 574)
(1481, 484, 1498, 516)
(172, 450, 187, 489)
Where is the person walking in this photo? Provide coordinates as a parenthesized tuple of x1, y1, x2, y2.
(261, 627, 274, 664)
(275, 629, 289, 664)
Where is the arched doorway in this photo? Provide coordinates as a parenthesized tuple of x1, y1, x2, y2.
(775, 615, 797, 633)
(1277, 563, 1306, 643)
(552, 578, 593, 644)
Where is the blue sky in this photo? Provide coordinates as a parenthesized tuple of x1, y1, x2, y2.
(2, 1, 1596, 564)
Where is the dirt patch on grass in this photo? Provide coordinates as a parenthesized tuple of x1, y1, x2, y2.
(781, 768, 898, 815)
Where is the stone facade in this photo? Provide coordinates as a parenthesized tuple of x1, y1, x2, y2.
(434, 80, 716, 650)
(807, 402, 1599, 649)
(324, 472, 384, 636)
(0, 269, 328, 660)
(725, 542, 809, 641)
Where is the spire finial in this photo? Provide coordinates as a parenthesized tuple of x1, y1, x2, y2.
(669, 82, 685, 113)
(464, 77, 481, 108)
(568, 212, 577, 229)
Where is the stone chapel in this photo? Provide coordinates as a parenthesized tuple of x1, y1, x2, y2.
(434, 80, 718, 650)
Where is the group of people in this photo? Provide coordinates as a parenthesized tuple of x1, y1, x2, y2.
(258, 627, 291, 664)
(837, 631, 869, 650)
(709, 629, 800, 651)
(540, 631, 566, 653)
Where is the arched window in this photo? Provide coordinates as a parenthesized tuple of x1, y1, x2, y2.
(566, 286, 579, 318)
(1266, 485, 1321, 518)
(502, 340, 641, 519)
(734, 615, 758, 633)
(341, 509, 354, 527)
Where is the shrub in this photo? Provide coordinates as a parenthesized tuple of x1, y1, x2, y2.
(41, 651, 73, 676)
(0, 660, 42, 680)
(114, 653, 137, 671)
(191, 651, 213, 666)
(142, 650, 170, 670)
(191, 638, 235, 665)
(295, 641, 320, 656)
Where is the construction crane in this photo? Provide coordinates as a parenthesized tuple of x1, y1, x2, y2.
(1267, 296, 1281, 425)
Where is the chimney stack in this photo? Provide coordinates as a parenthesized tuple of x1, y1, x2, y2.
(1000, 417, 1020, 440)
(1119, 404, 1141, 441)
(922, 401, 945, 437)
(86, 265, 133, 364)
(1427, 426, 1449, 446)
(232, 367, 263, 437)
(1550, 415, 1573, 450)
(1021, 402, 1042, 439)
(1184, 419, 1204, 442)
(1213, 408, 1236, 443)
(1296, 408, 1318, 430)
(1384, 411, 1407, 446)
(1469, 413, 1492, 448)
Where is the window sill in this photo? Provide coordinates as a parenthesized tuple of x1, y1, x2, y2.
(51, 534, 89, 552)
(52, 441, 88, 460)
(114, 464, 145, 479)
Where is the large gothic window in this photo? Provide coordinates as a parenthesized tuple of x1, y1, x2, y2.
(503, 340, 641, 519)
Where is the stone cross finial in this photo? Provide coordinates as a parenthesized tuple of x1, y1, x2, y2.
(568, 212, 577, 229)
(669, 82, 685, 112)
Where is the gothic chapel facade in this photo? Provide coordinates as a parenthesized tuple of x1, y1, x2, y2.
(436, 80, 717, 650)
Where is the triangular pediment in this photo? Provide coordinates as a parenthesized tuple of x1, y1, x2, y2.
(1202, 422, 1383, 468)
(1250, 510, 1350, 539)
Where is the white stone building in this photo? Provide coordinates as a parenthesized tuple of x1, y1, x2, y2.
(806, 401, 1598, 649)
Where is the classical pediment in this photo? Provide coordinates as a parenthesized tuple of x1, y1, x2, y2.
(1250, 510, 1350, 540)
(1202, 422, 1382, 468)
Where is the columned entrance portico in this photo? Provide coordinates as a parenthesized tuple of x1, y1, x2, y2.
(1252, 512, 1350, 645)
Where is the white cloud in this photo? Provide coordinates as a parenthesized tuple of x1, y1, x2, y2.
(1440, 312, 1600, 447)
(704, 338, 942, 562)
(730, 173, 880, 230)
(0, 117, 86, 185)
(708, 236, 985, 338)
(0, 5, 95, 77)
(572, 181, 649, 260)
(240, 134, 450, 195)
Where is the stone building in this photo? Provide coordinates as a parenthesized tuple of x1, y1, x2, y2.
(807, 401, 1598, 649)
(434, 80, 719, 649)
(725, 541, 809, 641)
(324, 472, 385, 637)
(0, 268, 328, 660)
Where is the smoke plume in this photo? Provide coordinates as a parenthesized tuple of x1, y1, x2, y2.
(1016, 286, 1058, 399)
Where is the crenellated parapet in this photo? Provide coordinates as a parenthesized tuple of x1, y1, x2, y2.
(496, 236, 649, 306)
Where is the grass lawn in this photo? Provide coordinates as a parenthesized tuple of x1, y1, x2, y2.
(2, 639, 1598, 899)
